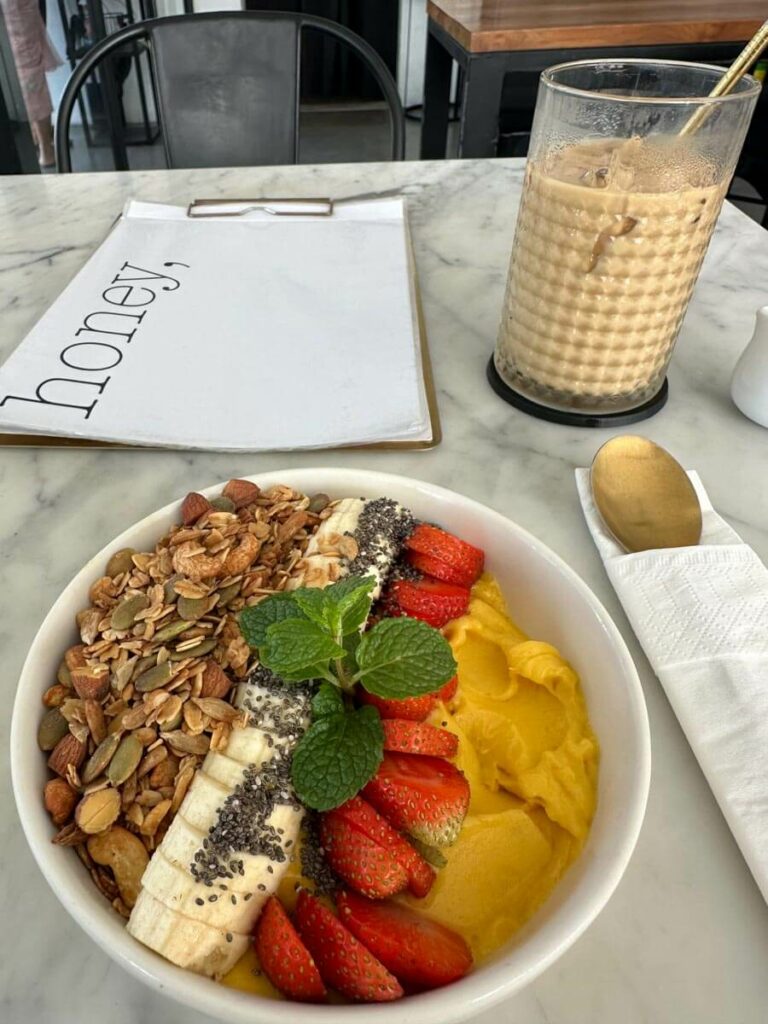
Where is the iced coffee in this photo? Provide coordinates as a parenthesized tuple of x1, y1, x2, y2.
(493, 60, 759, 420)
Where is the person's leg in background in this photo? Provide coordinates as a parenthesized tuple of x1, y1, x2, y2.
(1, 0, 62, 167)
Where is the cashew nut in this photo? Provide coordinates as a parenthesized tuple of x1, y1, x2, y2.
(223, 532, 261, 576)
(87, 825, 149, 908)
(172, 541, 227, 581)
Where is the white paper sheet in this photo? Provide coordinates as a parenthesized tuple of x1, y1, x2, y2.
(0, 198, 433, 450)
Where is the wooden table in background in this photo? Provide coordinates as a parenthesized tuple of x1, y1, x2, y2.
(421, 0, 766, 158)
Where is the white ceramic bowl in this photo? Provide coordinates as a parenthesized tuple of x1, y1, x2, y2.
(11, 469, 650, 1023)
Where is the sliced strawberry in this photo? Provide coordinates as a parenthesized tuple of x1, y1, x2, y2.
(388, 579, 470, 629)
(405, 524, 484, 588)
(332, 796, 435, 898)
(319, 811, 408, 899)
(437, 675, 458, 703)
(253, 897, 326, 1001)
(338, 891, 472, 991)
(295, 890, 403, 1002)
(358, 690, 435, 722)
(382, 719, 458, 758)
(363, 751, 470, 847)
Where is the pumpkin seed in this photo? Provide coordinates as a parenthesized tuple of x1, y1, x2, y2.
(107, 734, 144, 785)
(153, 619, 193, 643)
(106, 548, 136, 578)
(131, 654, 157, 681)
(308, 492, 330, 513)
(163, 708, 184, 731)
(37, 708, 70, 751)
(56, 660, 72, 687)
(111, 594, 150, 631)
(216, 581, 241, 608)
(134, 661, 172, 693)
(177, 596, 209, 621)
(82, 732, 121, 784)
(163, 576, 180, 604)
(169, 637, 217, 660)
(210, 496, 236, 512)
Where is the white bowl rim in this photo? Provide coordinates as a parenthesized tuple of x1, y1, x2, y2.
(11, 467, 651, 1024)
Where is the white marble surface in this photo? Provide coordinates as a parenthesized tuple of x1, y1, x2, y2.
(2, 159, 768, 1024)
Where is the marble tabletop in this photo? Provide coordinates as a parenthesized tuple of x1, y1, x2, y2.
(1, 158, 768, 1024)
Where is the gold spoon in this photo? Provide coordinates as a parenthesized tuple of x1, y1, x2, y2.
(591, 436, 702, 552)
(680, 20, 768, 137)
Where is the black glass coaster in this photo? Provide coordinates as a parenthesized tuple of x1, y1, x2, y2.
(486, 357, 668, 428)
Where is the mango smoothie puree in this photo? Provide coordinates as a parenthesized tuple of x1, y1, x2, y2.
(225, 573, 599, 995)
(402, 574, 599, 959)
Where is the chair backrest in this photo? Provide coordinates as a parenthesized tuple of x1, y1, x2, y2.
(55, 11, 405, 172)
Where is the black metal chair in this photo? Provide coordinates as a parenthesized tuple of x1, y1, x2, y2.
(55, 11, 405, 172)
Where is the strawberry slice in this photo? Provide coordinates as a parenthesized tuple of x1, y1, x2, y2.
(405, 524, 484, 588)
(382, 720, 458, 758)
(388, 579, 470, 629)
(438, 675, 458, 703)
(253, 897, 326, 1001)
(363, 751, 470, 847)
(319, 810, 409, 899)
(337, 891, 473, 991)
(295, 890, 403, 1002)
(358, 690, 435, 722)
(331, 796, 435, 898)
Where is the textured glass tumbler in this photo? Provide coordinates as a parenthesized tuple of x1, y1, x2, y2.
(494, 60, 760, 420)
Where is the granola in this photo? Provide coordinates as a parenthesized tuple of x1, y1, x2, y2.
(39, 479, 330, 902)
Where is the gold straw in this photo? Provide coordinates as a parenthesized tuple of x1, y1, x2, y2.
(680, 20, 768, 136)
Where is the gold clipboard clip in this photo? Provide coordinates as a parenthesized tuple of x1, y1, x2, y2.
(187, 197, 334, 218)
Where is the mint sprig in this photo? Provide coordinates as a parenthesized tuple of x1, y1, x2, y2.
(238, 573, 457, 810)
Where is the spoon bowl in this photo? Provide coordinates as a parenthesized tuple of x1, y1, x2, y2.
(591, 436, 702, 552)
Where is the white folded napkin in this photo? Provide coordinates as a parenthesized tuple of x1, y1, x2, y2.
(576, 468, 768, 902)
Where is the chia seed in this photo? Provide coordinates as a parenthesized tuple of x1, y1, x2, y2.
(189, 744, 301, 885)
(299, 812, 340, 896)
(347, 498, 414, 583)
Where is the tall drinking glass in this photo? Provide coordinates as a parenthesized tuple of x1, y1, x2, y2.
(492, 60, 760, 423)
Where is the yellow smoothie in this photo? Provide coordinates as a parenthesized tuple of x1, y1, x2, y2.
(223, 573, 599, 993)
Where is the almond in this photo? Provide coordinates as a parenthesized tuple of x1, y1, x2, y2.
(75, 788, 121, 834)
(222, 478, 260, 509)
(71, 664, 110, 701)
(42, 683, 70, 709)
(64, 644, 88, 671)
(48, 733, 87, 777)
(180, 491, 213, 525)
(44, 778, 78, 825)
(200, 660, 231, 699)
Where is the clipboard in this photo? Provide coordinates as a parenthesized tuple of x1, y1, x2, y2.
(0, 197, 441, 452)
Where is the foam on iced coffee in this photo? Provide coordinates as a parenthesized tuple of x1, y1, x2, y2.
(496, 136, 727, 412)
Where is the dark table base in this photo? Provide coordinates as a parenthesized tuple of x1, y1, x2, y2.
(421, 21, 748, 160)
(486, 357, 669, 427)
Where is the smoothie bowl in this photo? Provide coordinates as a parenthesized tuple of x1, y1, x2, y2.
(11, 469, 650, 1024)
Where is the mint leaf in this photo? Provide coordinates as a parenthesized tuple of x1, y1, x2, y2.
(293, 588, 337, 632)
(292, 576, 375, 638)
(312, 681, 344, 720)
(292, 706, 384, 810)
(330, 575, 376, 635)
(355, 618, 456, 698)
(261, 619, 344, 682)
(239, 593, 306, 648)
